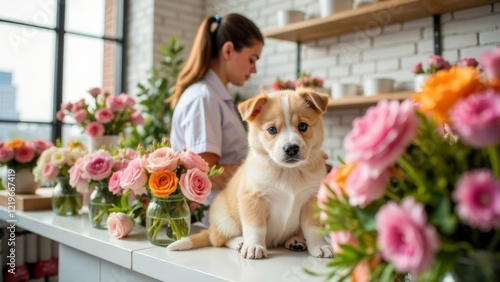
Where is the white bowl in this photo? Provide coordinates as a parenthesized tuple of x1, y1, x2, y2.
(319, 0, 353, 17)
(331, 82, 361, 99)
(362, 78, 394, 96)
(276, 10, 305, 27)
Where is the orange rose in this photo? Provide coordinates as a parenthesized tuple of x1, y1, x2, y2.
(4, 138, 25, 149)
(334, 163, 356, 194)
(413, 67, 484, 124)
(149, 171, 178, 198)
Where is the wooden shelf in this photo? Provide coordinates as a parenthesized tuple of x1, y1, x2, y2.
(327, 91, 414, 109)
(264, 0, 497, 43)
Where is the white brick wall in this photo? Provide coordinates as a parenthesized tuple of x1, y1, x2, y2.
(126, 1, 500, 166)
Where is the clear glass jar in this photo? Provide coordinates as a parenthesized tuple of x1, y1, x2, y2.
(88, 183, 120, 229)
(146, 194, 190, 247)
(52, 177, 82, 216)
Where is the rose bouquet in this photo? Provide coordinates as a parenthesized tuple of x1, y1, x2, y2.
(294, 72, 324, 89)
(118, 139, 223, 245)
(69, 146, 139, 227)
(33, 140, 86, 215)
(270, 77, 296, 91)
(56, 87, 145, 139)
(315, 47, 500, 282)
(0, 138, 54, 171)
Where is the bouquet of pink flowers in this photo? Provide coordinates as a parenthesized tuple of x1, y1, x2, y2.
(315, 48, 500, 281)
(270, 77, 296, 91)
(412, 54, 479, 75)
(56, 87, 145, 139)
(0, 138, 54, 171)
(111, 139, 222, 242)
(294, 72, 324, 89)
(33, 140, 86, 183)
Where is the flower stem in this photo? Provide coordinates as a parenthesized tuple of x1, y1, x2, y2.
(488, 146, 500, 178)
(93, 206, 108, 225)
(487, 230, 500, 252)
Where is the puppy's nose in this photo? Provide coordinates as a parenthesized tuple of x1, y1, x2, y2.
(284, 144, 299, 157)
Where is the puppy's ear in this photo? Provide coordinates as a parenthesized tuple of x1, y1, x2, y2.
(297, 87, 329, 114)
(238, 93, 268, 122)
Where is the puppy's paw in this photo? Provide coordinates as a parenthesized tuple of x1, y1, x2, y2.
(240, 243, 267, 259)
(285, 236, 307, 252)
(225, 236, 244, 252)
(308, 244, 334, 258)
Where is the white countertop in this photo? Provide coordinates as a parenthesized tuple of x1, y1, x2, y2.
(0, 207, 331, 281)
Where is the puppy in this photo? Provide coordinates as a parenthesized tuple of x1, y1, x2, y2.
(167, 87, 333, 259)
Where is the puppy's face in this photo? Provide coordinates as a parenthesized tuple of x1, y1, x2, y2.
(238, 87, 329, 167)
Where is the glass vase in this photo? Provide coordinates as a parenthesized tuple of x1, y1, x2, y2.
(449, 251, 500, 282)
(88, 183, 120, 229)
(146, 194, 190, 247)
(52, 177, 82, 216)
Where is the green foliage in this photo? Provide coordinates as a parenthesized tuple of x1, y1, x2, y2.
(126, 36, 185, 148)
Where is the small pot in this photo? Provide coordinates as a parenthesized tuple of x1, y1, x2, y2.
(319, 0, 353, 17)
(331, 82, 361, 99)
(362, 78, 394, 96)
(276, 10, 305, 27)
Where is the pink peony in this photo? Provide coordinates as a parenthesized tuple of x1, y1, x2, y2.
(344, 99, 419, 177)
(120, 157, 147, 195)
(94, 108, 114, 124)
(179, 149, 210, 174)
(85, 122, 105, 138)
(0, 147, 14, 162)
(106, 95, 126, 112)
(345, 165, 389, 208)
(108, 170, 123, 195)
(478, 47, 500, 80)
(452, 169, 500, 231)
(107, 212, 135, 239)
(450, 90, 500, 148)
(143, 147, 179, 173)
(14, 144, 35, 163)
(73, 109, 88, 124)
(179, 168, 212, 203)
(376, 197, 439, 274)
(83, 150, 114, 181)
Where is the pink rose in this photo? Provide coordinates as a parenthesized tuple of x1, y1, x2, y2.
(107, 212, 135, 239)
(412, 62, 423, 74)
(85, 122, 105, 138)
(452, 169, 500, 231)
(95, 108, 114, 123)
(344, 99, 419, 177)
(345, 165, 389, 208)
(42, 163, 59, 182)
(73, 109, 88, 124)
(108, 170, 123, 195)
(120, 157, 147, 195)
(88, 87, 101, 97)
(119, 93, 136, 109)
(143, 147, 179, 173)
(31, 139, 53, 154)
(478, 47, 500, 80)
(179, 150, 210, 174)
(15, 144, 35, 163)
(83, 150, 113, 181)
(106, 95, 125, 112)
(457, 57, 478, 68)
(130, 111, 144, 126)
(428, 55, 445, 70)
(376, 197, 439, 274)
(0, 147, 14, 162)
(56, 110, 65, 120)
(329, 231, 357, 254)
(317, 167, 344, 222)
(450, 90, 500, 148)
(69, 158, 90, 193)
(179, 168, 212, 203)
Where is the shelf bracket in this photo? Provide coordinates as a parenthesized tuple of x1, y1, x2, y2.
(296, 42, 301, 78)
(433, 14, 442, 55)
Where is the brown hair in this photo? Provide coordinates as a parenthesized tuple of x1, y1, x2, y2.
(166, 13, 264, 109)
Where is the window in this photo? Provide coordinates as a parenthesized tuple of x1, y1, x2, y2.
(0, 0, 126, 144)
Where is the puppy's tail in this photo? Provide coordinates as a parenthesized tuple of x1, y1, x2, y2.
(166, 229, 211, 251)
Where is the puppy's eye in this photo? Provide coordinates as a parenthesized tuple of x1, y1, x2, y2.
(298, 122, 308, 132)
(267, 126, 278, 135)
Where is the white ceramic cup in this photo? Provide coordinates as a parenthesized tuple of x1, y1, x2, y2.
(331, 82, 361, 99)
(319, 0, 353, 17)
(362, 78, 394, 96)
(276, 10, 306, 27)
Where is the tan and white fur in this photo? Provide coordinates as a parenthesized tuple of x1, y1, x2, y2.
(167, 87, 333, 259)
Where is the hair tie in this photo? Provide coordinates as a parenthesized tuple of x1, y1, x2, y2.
(215, 15, 222, 23)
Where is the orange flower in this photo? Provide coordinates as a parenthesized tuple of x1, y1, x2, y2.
(4, 138, 25, 149)
(413, 67, 484, 124)
(149, 171, 178, 198)
(334, 163, 357, 194)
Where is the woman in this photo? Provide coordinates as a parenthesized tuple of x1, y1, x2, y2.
(166, 13, 264, 222)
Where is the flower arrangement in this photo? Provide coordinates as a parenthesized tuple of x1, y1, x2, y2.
(270, 77, 296, 91)
(114, 139, 223, 242)
(33, 140, 86, 183)
(0, 138, 54, 171)
(412, 54, 480, 75)
(270, 72, 324, 91)
(56, 87, 145, 139)
(315, 47, 500, 282)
